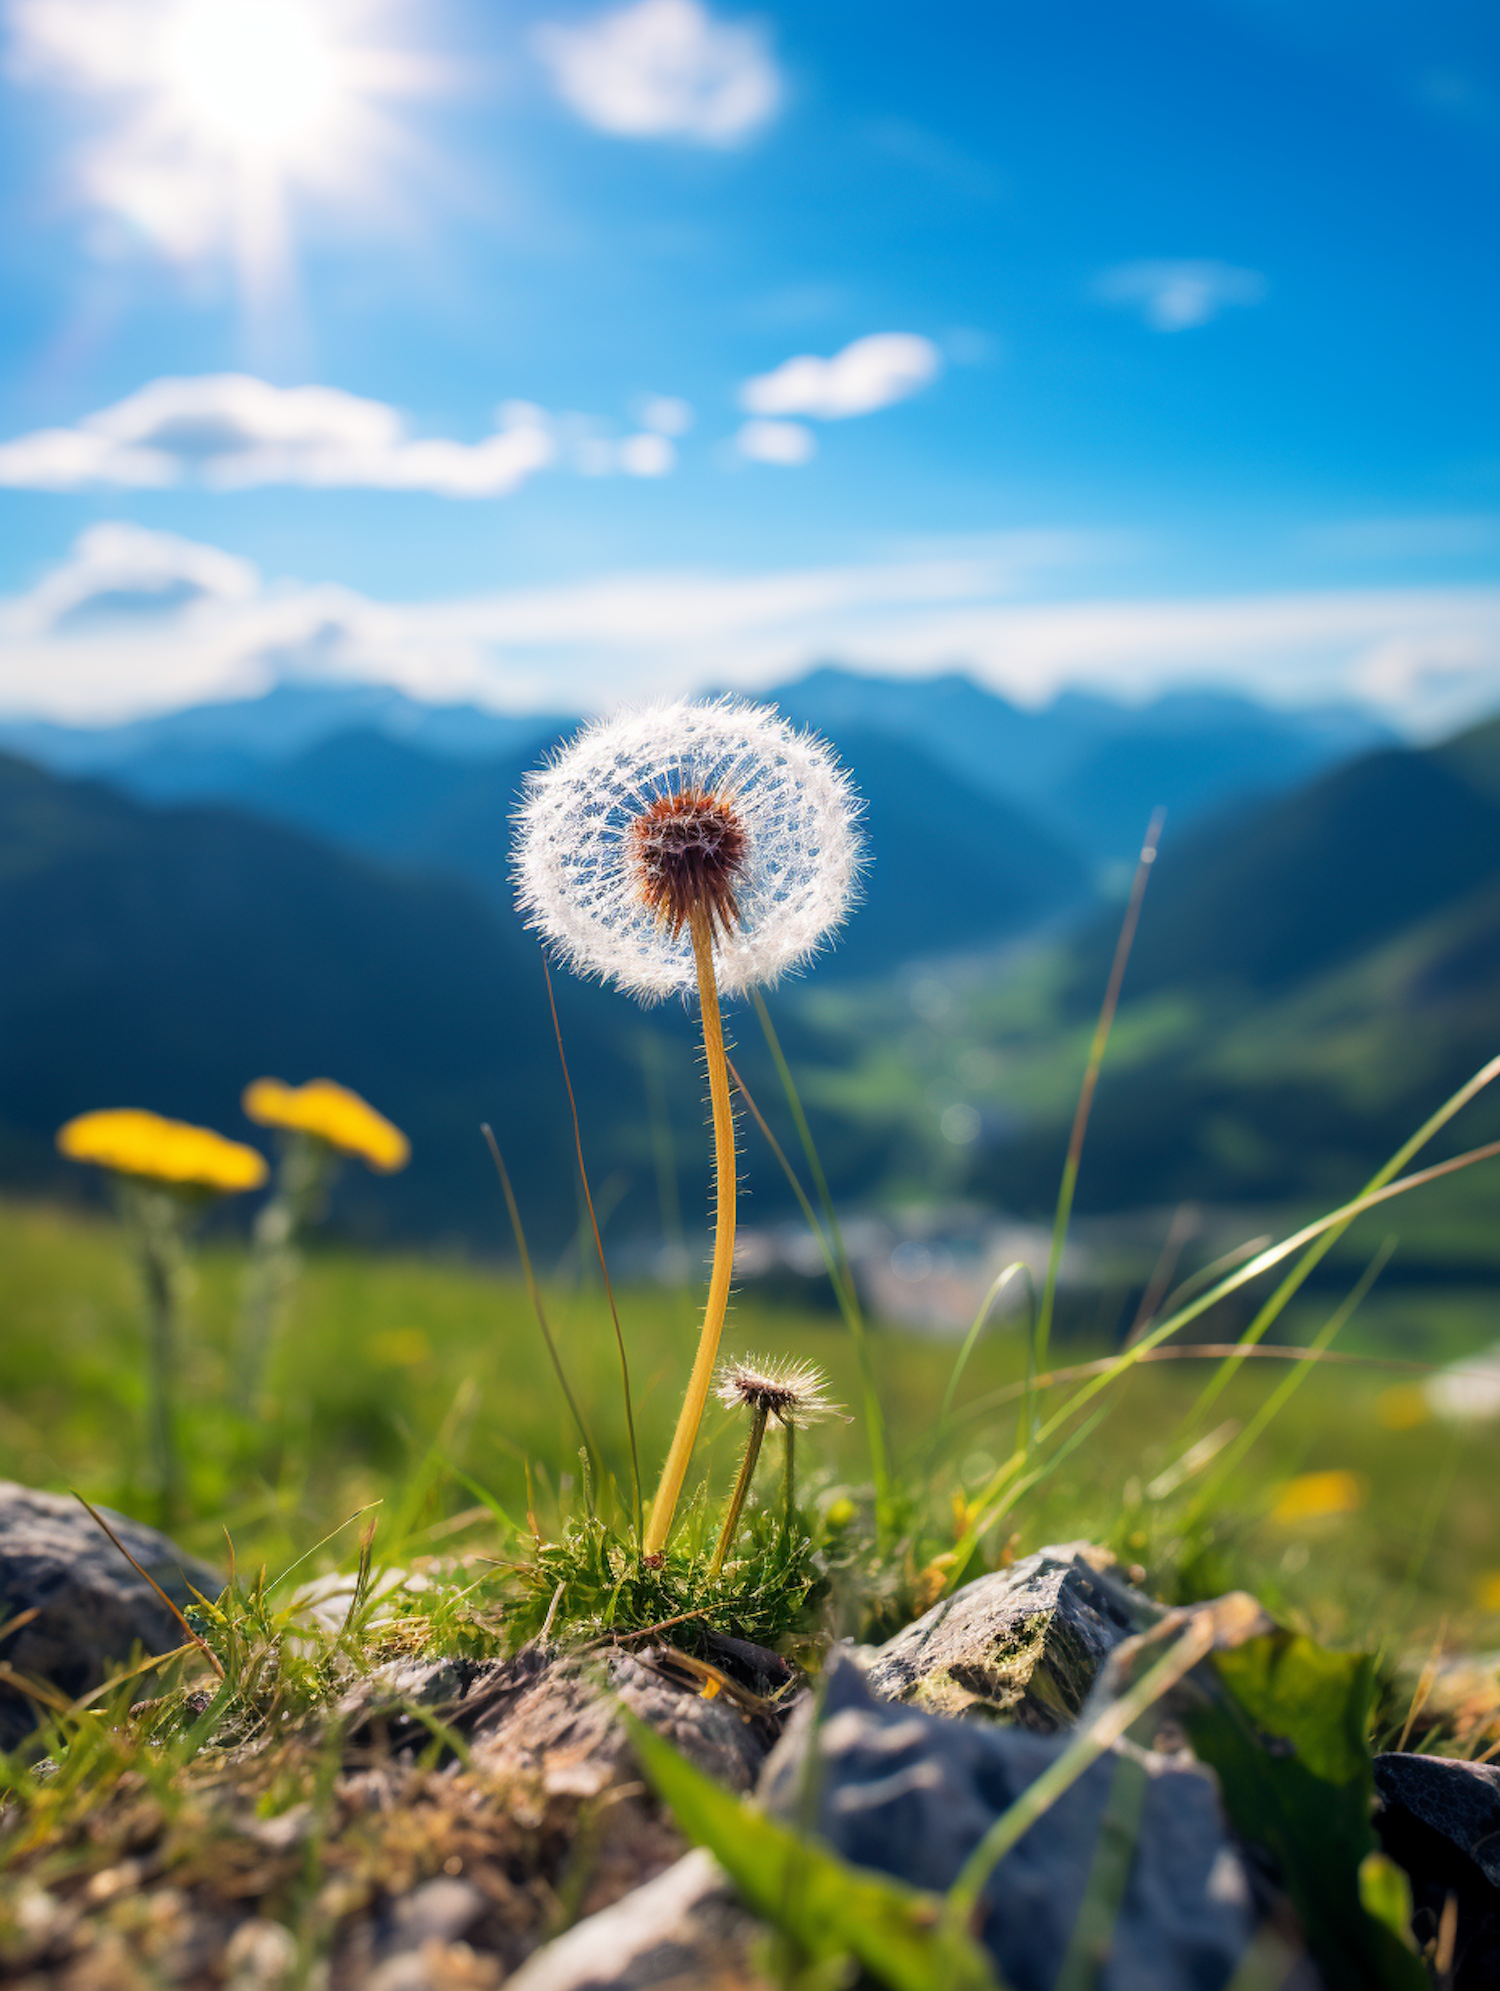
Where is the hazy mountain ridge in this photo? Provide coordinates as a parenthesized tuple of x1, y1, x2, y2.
(791, 709, 1500, 1219)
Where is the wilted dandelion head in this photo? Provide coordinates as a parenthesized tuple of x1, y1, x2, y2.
(714, 1355, 844, 1427)
(513, 699, 863, 1002)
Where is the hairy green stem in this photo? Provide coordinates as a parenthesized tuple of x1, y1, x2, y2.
(711, 1405, 768, 1576)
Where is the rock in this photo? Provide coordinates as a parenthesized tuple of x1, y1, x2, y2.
(867, 1542, 1158, 1726)
(364, 1877, 491, 1991)
(759, 1651, 1268, 1991)
(503, 1849, 769, 1991)
(1375, 1752, 1500, 1988)
(344, 1641, 774, 1801)
(0, 1481, 222, 1746)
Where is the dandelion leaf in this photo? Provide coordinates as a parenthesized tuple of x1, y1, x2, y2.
(1181, 1630, 1426, 1991)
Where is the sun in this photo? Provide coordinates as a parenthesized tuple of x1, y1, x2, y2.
(161, 0, 350, 161)
(11, 0, 436, 308)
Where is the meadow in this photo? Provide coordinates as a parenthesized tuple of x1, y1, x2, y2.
(3, 1184, 1496, 1670)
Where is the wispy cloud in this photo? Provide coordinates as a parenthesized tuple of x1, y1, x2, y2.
(4, 523, 1497, 735)
(740, 333, 941, 420)
(736, 418, 816, 466)
(533, 0, 779, 145)
(1097, 260, 1267, 331)
(0, 375, 703, 497)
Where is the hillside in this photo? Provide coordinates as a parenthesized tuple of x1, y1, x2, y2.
(0, 753, 646, 1247)
(788, 711, 1500, 1223)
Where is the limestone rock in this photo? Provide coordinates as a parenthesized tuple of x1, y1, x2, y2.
(0, 1480, 222, 1746)
(760, 1651, 1269, 1991)
(867, 1542, 1158, 1726)
(504, 1850, 769, 1991)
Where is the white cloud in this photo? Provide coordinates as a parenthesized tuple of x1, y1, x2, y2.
(4, 523, 1499, 736)
(736, 418, 816, 465)
(533, 0, 779, 145)
(0, 375, 563, 498)
(617, 432, 675, 476)
(740, 334, 941, 420)
(637, 393, 694, 436)
(1097, 261, 1267, 332)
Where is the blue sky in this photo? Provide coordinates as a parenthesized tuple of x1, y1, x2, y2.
(0, 0, 1496, 728)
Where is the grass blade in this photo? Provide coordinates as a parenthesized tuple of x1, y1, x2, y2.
(543, 956, 641, 1539)
(480, 1122, 599, 1487)
(1186, 1048, 1500, 1427)
(741, 1002, 890, 1499)
(1033, 810, 1165, 1403)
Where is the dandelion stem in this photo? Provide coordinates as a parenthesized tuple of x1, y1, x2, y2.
(645, 904, 738, 1555)
(710, 1404, 768, 1576)
(782, 1422, 796, 1532)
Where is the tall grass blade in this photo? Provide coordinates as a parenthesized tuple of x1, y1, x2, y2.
(940, 1262, 1026, 1432)
(737, 1012, 891, 1499)
(1184, 1236, 1396, 1523)
(480, 1122, 600, 1485)
(1033, 809, 1165, 1401)
(1187, 1048, 1500, 1428)
(544, 957, 642, 1539)
(954, 1136, 1500, 1570)
(726, 1053, 889, 1493)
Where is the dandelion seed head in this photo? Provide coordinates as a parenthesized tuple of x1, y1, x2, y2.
(714, 1354, 844, 1427)
(513, 698, 863, 1002)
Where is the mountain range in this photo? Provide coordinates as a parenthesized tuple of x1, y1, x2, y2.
(0, 667, 1474, 1252)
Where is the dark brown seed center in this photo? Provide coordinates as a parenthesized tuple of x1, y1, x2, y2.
(630, 787, 747, 941)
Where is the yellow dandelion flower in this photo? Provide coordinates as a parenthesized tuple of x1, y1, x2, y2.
(1477, 1572, 1500, 1614)
(242, 1077, 409, 1173)
(57, 1109, 268, 1193)
(1270, 1468, 1367, 1527)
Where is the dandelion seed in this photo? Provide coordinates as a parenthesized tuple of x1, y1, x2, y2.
(513, 698, 865, 1557)
(513, 697, 863, 1003)
(709, 1357, 842, 1575)
(714, 1355, 844, 1428)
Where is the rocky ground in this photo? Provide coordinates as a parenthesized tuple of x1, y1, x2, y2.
(1, 1483, 1498, 1989)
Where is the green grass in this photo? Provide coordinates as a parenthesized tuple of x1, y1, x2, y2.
(2, 1192, 1499, 1657)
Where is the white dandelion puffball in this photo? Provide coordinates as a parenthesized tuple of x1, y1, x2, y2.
(513, 698, 864, 1002)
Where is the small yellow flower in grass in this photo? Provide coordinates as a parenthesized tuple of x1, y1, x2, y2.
(1270, 1468, 1367, 1526)
(242, 1078, 409, 1173)
(1476, 1573, 1500, 1613)
(1376, 1385, 1430, 1431)
(57, 1108, 268, 1193)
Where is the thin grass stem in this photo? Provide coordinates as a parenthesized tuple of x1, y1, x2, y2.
(710, 1405, 768, 1576)
(480, 1123, 600, 1487)
(1033, 808, 1164, 1403)
(1185, 1046, 1500, 1428)
(644, 906, 738, 1555)
(544, 957, 641, 1538)
(748, 990, 890, 1497)
(953, 1133, 1500, 1570)
(1184, 1235, 1396, 1522)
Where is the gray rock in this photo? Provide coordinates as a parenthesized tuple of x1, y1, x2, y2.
(1375, 1752, 1500, 1886)
(760, 1651, 1263, 1991)
(0, 1480, 222, 1745)
(343, 1640, 774, 1802)
(504, 1849, 768, 1991)
(867, 1542, 1158, 1727)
